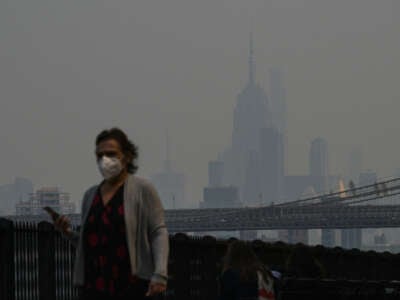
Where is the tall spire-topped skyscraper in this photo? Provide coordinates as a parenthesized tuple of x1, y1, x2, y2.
(218, 34, 286, 205)
(231, 34, 270, 154)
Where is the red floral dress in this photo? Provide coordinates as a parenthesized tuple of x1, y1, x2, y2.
(83, 184, 137, 297)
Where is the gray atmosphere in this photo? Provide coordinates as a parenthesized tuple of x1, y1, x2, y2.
(1, 0, 400, 210)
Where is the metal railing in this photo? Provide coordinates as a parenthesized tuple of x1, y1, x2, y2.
(1, 218, 400, 300)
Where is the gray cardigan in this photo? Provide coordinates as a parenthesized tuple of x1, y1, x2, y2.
(65, 175, 169, 286)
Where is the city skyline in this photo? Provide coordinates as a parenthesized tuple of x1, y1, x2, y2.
(1, 1, 400, 209)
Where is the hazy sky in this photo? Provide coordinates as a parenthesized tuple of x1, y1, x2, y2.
(1, 0, 399, 208)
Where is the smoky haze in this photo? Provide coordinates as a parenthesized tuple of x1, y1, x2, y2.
(1, 0, 399, 209)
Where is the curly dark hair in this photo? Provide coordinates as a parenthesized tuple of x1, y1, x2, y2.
(95, 127, 139, 174)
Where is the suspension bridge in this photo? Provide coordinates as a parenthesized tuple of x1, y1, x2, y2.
(5, 177, 400, 232)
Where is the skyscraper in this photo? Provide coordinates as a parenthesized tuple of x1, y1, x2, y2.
(348, 146, 363, 182)
(201, 161, 241, 209)
(269, 68, 287, 136)
(221, 34, 284, 206)
(309, 137, 330, 193)
(258, 127, 284, 204)
(0, 177, 33, 215)
(269, 68, 287, 175)
(151, 133, 186, 209)
(225, 34, 271, 197)
(208, 161, 224, 187)
(309, 138, 335, 247)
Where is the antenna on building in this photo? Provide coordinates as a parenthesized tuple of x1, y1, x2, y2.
(248, 32, 255, 86)
(163, 129, 172, 172)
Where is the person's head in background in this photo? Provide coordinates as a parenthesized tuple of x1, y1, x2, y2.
(223, 240, 272, 284)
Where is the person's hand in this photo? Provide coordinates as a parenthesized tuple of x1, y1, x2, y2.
(145, 281, 166, 297)
(54, 215, 72, 236)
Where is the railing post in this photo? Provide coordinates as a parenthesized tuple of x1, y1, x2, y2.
(172, 233, 190, 300)
(200, 235, 218, 299)
(0, 218, 15, 300)
(38, 221, 56, 300)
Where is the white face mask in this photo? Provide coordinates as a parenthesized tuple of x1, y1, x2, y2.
(97, 156, 123, 180)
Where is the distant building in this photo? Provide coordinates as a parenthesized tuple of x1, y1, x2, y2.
(348, 147, 363, 182)
(151, 133, 186, 209)
(359, 170, 377, 186)
(152, 172, 185, 209)
(308, 138, 337, 247)
(321, 228, 336, 248)
(359, 170, 383, 204)
(361, 232, 400, 253)
(354, 170, 385, 248)
(337, 176, 362, 249)
(0, 177, 33, 215)
(341, 180, 362, 250)
(16, 187, 75, 216)
(342, 229, 362, 249)
(208, 160, 224, 187)
(339, 170, 378, 249)
(269, 68, 287, 138)
(242, 150, 264, 206)
(284, 138, 335, 247)
(201, 161, 241, 209)
(278, 229, 309, 245)
(283, 175, 338, 202)
(201, 186, 240, 209)
(200, 161, 241, 239)
(278, 186, 317, 245)
(309, 138, 330, 193)
(206, 37, 352, 244)
(269, 68, 287, 174)
(258, 127, 284, 204)
(283, 137, 340, 204)
(220, 34, 284, 207)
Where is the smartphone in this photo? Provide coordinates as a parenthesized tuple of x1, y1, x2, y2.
(43, 206, 60, 222)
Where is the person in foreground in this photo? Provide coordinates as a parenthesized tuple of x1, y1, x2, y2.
(220, 241, 275, 300)
(54, 127, 169, 299)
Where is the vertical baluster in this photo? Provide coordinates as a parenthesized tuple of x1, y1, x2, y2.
(33, 222, 38, 300)
(68, 230, 76, 300)
(16, 222, 21, 300)
(201, 235, 217, 300)
(66, 235, 71, 300)
(26, 223, 31, 300)
(0, 218, 15, 300)
(22, 222, 26, 300)
(25, 222, 29, 300)
(61, 235, 66, 300)
(34, 222, 39, 300)
(20, 222, 24, 300)
(173, 233, 190, 300)
(15, 222, 20, 300)
(56, 234, 60, 300)
(38, 221, 56, 300)
(28, 223, 34, 300)
(54, 232, 59, 300)
(57, 231, 62, 300)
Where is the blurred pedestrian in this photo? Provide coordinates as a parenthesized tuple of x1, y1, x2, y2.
(219, 240, 275, 300)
